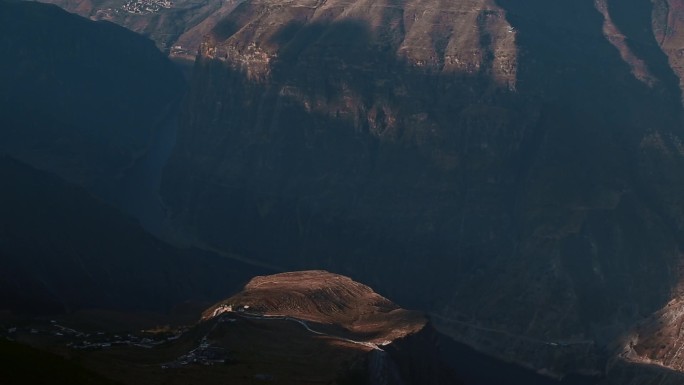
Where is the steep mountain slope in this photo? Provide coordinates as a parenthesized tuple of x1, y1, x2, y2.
(158, 0, 684, 378)
(652, 0, 684, 105)
(0, 155, 269, 314)
(0, 0, 185, 202)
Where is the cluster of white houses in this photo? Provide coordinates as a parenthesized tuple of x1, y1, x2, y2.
(122, 0, 172, 14)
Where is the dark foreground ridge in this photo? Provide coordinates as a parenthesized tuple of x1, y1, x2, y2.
(1, 269, 611, 384)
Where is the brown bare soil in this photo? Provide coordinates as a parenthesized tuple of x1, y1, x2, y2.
(204, 270, 426, 343)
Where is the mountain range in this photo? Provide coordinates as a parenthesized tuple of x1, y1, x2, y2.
(4, 0, 684, 383)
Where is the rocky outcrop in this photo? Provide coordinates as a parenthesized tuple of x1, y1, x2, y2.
(652, 0, 684, 105)
(602, 359, 684, 385)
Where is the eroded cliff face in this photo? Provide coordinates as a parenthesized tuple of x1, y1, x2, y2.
(160, 0, 684, 377)
(653, 0, 684, 104)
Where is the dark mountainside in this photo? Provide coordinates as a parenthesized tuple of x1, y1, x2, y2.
(0, 339, 117, 385)
(0, 155, 269, 314)
(0, 0, 185, 208)
(0, 0, 262, 316)
(157, 0, 684, 380)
